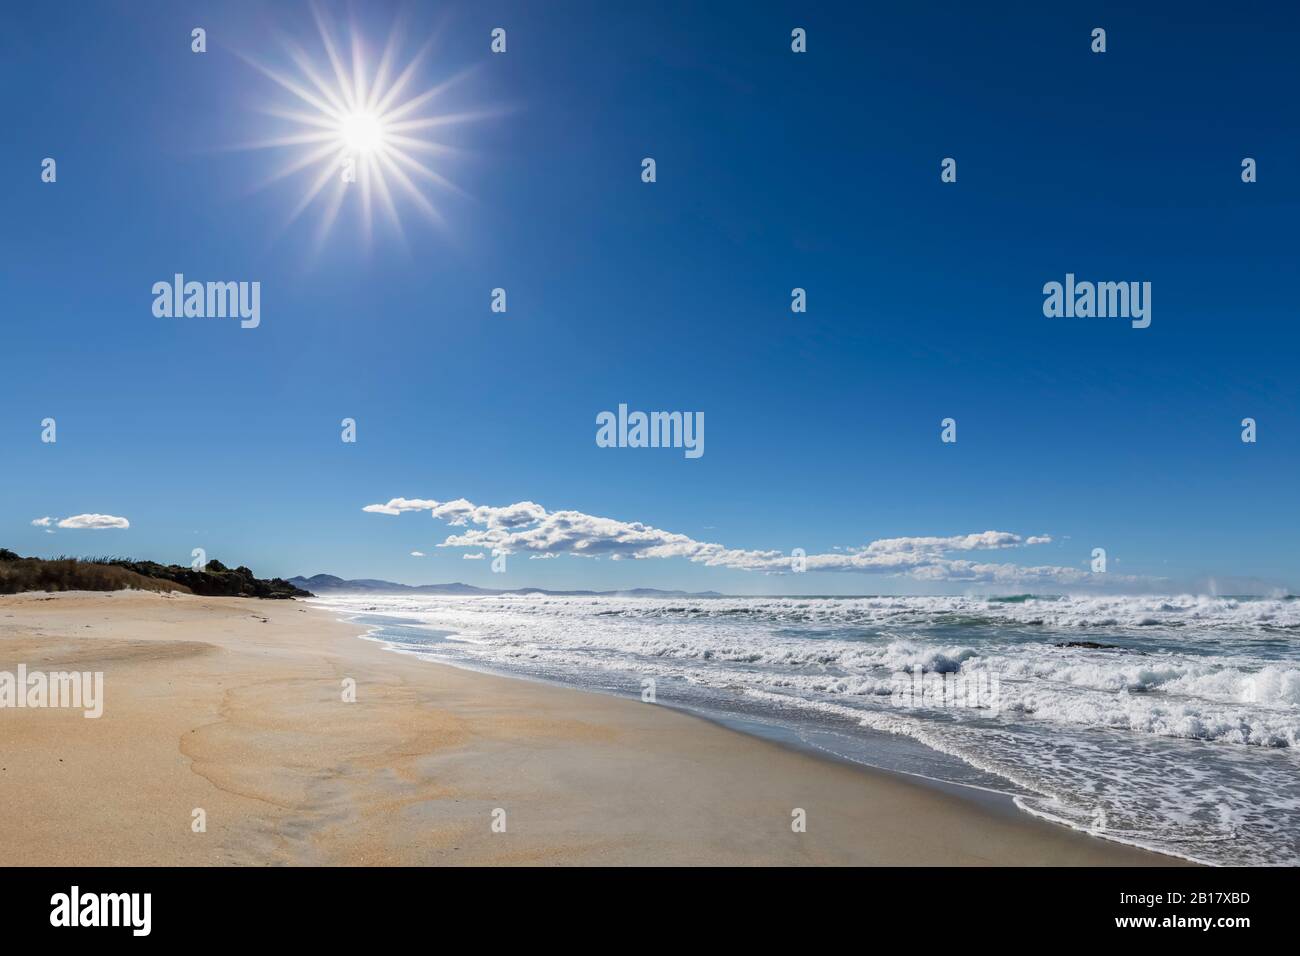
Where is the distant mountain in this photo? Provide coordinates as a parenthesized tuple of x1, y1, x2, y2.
(286, 573, 723, 599)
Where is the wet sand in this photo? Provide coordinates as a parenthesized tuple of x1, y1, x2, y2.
(0, 591, 1180, 866)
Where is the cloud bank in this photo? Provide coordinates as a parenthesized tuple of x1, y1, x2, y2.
(361, 496, 1128, 586)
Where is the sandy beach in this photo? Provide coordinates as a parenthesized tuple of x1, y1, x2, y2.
(0, 591, 1178, 866)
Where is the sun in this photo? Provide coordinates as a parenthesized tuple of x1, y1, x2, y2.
(339, 110, 386, 154)
(231, 7, 487, 250)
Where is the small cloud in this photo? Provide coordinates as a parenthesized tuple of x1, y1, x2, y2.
(462, 552, 486, 560)
(362, 498, 440, 516)
(33, 514, 129, 530)
(54, 514, 130, 530)
(410, 550, 425, 557)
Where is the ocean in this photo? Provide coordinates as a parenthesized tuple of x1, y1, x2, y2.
(312, 592, 1300, 866)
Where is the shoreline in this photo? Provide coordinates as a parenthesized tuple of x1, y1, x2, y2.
(345, 607, 1210, 866)
(0, 590, 1182, 866)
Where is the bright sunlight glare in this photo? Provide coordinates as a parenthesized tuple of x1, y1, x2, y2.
(231, 6, 490, 252)
(340, 111, 385, 154)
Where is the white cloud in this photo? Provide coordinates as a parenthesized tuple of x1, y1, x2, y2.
(360, 496, 1114, 586)
(410, 551, 425, 557)
(362, 498, 441, 516)
(862, 531, 1048, 554)
(431, 499, 548, 529)
(33, 513, 130, 530)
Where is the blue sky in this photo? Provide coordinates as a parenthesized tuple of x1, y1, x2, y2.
(2, 1, 1297, 595)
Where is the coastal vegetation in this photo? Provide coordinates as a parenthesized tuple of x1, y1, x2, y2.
(0, 549, 310, 599)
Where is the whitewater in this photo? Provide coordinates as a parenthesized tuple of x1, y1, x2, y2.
(312, 592, 1300, 865)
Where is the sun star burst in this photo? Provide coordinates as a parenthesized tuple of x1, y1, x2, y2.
(233, 6, 484, 251)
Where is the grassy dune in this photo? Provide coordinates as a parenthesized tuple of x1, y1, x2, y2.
(0, 549, 308, 599)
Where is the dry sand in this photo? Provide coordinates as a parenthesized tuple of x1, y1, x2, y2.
(0, 591, 1179, 866)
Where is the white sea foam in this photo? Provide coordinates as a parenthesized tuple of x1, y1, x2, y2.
(315, 592, 1300, 865)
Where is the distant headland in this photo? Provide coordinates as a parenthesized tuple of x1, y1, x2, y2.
(0, 549, 311, 599)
